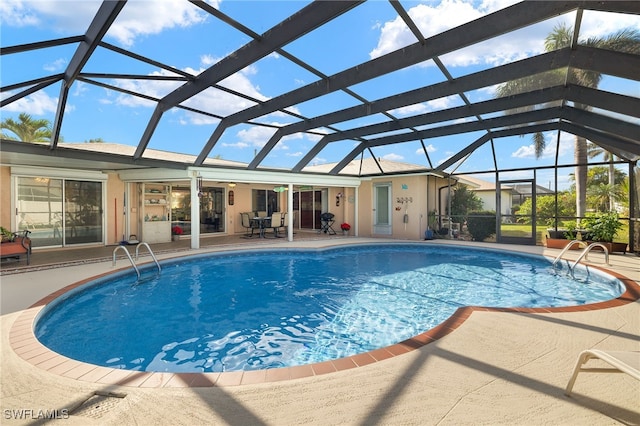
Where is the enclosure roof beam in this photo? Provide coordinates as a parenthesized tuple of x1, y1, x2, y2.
(134, 0, 362, 160)
(261, 43, 639, 172)
(329, 109, 563, 175)
(50, 0, 126, 149)
(195, 1, 586, 165)
(291, 85, 568, 173)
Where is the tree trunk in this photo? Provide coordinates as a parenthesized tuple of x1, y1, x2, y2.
(608, 156, 615, 211)
(574, 136, 588, 220)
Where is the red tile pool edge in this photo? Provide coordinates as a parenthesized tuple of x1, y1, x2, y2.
(9, 263, 639, 388)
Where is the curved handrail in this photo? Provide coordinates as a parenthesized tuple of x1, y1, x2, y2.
(552, 240, 588, 269)
(570, 243, 610, 279)
(112, 245, 140, 279)
(135, 242, 161, 273)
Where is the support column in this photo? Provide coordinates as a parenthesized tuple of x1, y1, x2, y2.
(190, 175, 200, 249)
(354, 186, 359, 237)
(288, 183, 294, 241)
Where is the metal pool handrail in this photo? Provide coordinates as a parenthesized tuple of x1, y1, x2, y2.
(570, 243, 609, 279)
(552, 240, 588, 269)
(135, 242, 161, 273)
(112, 245, 140, 279)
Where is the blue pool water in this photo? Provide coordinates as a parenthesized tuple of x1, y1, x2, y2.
(35, 244, 624, 373)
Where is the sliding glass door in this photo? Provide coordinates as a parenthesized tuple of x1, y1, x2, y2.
(64, 180, 103, 245)
(16, 177, 103, 248)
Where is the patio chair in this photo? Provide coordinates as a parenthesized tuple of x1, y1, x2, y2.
(565, 349, 640, 396)
(240, 212, 258, 237)
(267, 212, 283, 237)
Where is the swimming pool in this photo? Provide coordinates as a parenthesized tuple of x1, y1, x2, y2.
(34, 244, 624, 374)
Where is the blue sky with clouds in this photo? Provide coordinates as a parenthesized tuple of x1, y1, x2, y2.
(1, 1, 638, 189)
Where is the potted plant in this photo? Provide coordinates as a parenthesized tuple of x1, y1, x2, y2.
(1, 226, 14, 243)
(171, 225, 183, 241)
(581, 212, 627, 254)
(340, 222, 351, 235)
(545, 221, 580, 249)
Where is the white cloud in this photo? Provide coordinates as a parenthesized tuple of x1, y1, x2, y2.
(1, 90, 59, 114)
(43, 58, 67, 72)
(106, 0, 212, 47)
(221, 141, 249, 149)
(1, 0, 218, 46)
(390, 103, 429, 116)
(310, 156, 327, 166)
(236, 125, 278, 149)
(286, 151, 303, 158)
(370, 0, 602, 68)
(579, 10, 640, 39)
(370, 0, 500, 59)
(303, 132, 324, 143)
(371, 1, 638, 71)
(0, 0, 98, 30)
(389, 95, 458, 116)
(0, 0, 38, 26)
(200, 54, 217, 67)
(105, 56, 272, 124)
(511, 132, 573, 159)
(71, 81, 88, 97)
(383, 153, 403, 161)
(415, 144, 437, 154)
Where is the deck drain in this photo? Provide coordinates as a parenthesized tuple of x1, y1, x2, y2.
(71, 391, 126, 419)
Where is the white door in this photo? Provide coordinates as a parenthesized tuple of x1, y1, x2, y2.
(373, 183, 392, 235)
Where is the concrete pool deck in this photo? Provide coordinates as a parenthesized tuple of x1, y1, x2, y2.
(1, 237, 639, 425)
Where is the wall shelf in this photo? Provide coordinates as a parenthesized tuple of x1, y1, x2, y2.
(141, 183, 171, 243)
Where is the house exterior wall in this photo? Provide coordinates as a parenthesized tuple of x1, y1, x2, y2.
(1, 160, 450, 249)
(105, 173, 125, 245)
(358, 175, 446, 240)
(473, 189, 513, 215)
(357, 180, 373, 237)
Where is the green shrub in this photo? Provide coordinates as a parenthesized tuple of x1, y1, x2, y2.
(467, 211, 496, 242)
(581, 212, 623, 242)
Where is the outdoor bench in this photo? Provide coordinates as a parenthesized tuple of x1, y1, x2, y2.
(0, 230, 32, 265)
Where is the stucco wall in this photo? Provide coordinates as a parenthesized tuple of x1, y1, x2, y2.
(357, 175, 445, 240)
(105, 173, 125, 245)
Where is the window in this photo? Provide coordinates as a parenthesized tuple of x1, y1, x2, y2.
(252, 189, 279, 215)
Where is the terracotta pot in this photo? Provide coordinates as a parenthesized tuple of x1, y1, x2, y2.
(586, 241, 628, 254)
(545, 238, 580, 249)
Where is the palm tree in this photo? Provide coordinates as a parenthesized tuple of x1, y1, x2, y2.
(587, 182, 623, 212)
(1, 113, 52, 143)
(587, 142, 616, 210)
(496, 23, 640, 219)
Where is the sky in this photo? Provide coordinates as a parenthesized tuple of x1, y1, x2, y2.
(1, 0, 638, 190)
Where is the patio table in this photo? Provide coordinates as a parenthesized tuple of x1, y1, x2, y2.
(253, 216, 271, 238)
